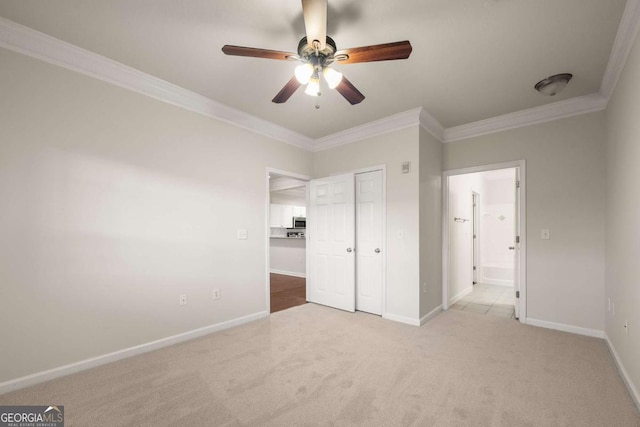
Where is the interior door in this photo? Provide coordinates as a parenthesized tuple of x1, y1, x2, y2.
(472, 192, 479, 286)
(513, 168, 521, 319)
(307, 173, 356, 312)
(355, 171, 383, 315)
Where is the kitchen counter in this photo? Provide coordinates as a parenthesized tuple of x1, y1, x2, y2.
(270, 236, 306, 240)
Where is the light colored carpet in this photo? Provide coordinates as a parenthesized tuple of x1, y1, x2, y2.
(1, 304, 638, 426)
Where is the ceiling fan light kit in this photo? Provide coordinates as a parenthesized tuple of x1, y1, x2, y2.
(323, 67, 343, 89)
(305, 76, 321, 96)
(295, 63, 314, 85)
(535, 73, 573, 96)
(221, 0, 412, 105)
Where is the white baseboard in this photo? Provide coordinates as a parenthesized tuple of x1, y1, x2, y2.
(526, 318, 605, 338)
(420, 305, 443, 325)
(449, 286, 473, 306)
(383, 312, 421, 326)
(270, 269, 306, 278)
(604, 333, 640, 412)
(0, 310, 269, 395)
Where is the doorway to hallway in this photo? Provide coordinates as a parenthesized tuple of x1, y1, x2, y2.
(266, 168, 311, 314)
(443, 161, 526, 322)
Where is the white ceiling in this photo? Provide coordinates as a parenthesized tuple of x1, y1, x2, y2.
(0, 0, 629, 139)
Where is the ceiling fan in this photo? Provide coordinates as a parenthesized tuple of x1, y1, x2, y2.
(221, 0, 412, 105)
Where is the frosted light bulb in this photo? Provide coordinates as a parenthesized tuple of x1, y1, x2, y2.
(305, 77, 320, 96)
(295, 63, 314, 85)
(323, 67, 343, 89)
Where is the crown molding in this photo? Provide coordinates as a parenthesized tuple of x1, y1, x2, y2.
(0, 17, 314, 151)
(600, 0, 640, 100)
(443, 93, 608, 142)
(419, 108, 446, 142)
(312, 108, 422, 152)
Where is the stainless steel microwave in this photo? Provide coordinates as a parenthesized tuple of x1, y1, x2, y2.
(292, 217, 306, 228)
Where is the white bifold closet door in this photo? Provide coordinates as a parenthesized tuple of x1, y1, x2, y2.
(307, 171, 383, 314)
(355, 171, 383, 315)
(307, 173, 356, 312)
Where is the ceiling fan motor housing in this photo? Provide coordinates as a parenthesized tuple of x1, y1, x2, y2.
(298, 36, 339, 68)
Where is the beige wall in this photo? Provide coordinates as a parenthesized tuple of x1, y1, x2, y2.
(604, 29, 640, 402)
(313, 127, 421, 322)
(0, 47, 313, 383)
(3, 30, 631, 396)
(419, 127, 443, 318)
(443, 112, 606, 332)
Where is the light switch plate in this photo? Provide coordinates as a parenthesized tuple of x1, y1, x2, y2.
(237, 229, 248, 240)
(541, 229, 550, 240)
(401, 161, 411, 174)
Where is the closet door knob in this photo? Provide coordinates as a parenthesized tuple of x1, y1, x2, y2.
(375, 248, 381, 253)
(346, 248, 353, 253)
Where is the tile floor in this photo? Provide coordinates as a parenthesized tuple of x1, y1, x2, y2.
(450, 283, 516, 319)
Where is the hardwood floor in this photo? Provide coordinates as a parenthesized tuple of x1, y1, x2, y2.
(270, 273, 306, 313)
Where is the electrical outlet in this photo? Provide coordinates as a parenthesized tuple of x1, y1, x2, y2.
(179, 294, 187, 306)
(213, 289, 221, 300)
(624, 320, 629, 336)
(422, 282, 427, 293)
(608, 298, 611, 312)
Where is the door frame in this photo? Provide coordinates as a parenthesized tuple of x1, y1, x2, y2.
(442, 160, 527, 323)
(472, 191, 480, 287)
(265, 167, 312, 315)
(317, 164, 388, 317)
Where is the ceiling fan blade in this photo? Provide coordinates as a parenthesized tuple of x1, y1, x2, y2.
(335, 76, 365, 105)
(301, 0, 327, 50)
(272, 76, 302, 103)
(335, 41, 413, 64)
(222, 45, 296, 61)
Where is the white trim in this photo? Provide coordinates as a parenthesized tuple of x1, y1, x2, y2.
(604, 333, 640, 412)
(419, 108, 446, 142)
(443, 94, 608, 142)
(420, 305, 443, 325)
(449, 286, 473, 306)
(0, 17, 314, 151)
(442, 161, 527, 323)
(0, 310, 268, 395)
(600, 0, 640, 100)
(383, 312, 421, 326)
(270, 269, 306, 278)
(527, 318, 605, 339)
(442, 179, 450, 309)
(313, 109, 422, 152)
